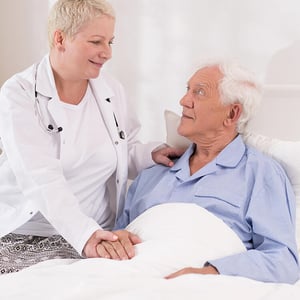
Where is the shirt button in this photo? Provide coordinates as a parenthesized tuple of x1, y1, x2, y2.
(29, 211, 33, 215)
(116, 179, 119, 184)
(115, 141, 119, 145)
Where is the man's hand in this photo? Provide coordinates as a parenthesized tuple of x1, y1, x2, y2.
(165, 265, 219, 279)
(83, 229, 118, 258)
(96, 230, 141, 260)
(152, 146, 185, 167)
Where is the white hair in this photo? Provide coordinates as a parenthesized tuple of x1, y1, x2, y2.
(198, 60, 262, 134)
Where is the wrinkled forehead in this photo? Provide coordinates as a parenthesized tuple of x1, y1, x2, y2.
(189, 66, 223, 90)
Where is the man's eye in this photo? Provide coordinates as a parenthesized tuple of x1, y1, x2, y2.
(194, 89, 205, 96)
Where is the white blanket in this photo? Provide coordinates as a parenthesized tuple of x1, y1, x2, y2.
(0, 203, 299, 300)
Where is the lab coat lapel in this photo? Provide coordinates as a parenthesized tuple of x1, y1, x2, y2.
(35, 56, 68, 134)
(89, 78, 119, 142)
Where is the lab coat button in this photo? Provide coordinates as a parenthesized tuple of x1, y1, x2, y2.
(29, 211, 33, 215)
(116, 179, 119, 184)
(115, 141, 119, 145)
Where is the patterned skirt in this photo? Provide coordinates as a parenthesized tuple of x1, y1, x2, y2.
(0, 233, 82, 275)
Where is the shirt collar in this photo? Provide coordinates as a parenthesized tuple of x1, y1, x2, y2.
(171, 134, 246, 172)
(215, 135, 246, 168)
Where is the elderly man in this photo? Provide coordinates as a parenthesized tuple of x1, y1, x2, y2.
(101, 61, 299, 284)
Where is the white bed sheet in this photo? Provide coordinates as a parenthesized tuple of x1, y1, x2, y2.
(0, 259, 299, 300)
(0, 203, 299, 300)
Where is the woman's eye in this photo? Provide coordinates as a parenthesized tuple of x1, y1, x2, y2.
(90, 41, 101, 45)
(89, 40, 114, 46)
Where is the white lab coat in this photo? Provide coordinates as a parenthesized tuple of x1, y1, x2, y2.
(0, 55, 159, 254)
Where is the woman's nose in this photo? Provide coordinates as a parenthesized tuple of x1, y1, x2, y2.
(99, 44, 112, 60)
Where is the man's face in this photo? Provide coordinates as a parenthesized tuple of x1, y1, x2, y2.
(177, 66, 231, 141)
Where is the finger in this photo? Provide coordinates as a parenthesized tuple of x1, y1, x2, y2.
(157, 155, 175, 167)
(101, 241, 122, 260)
(124, 233, 142, 258)
(129, 233, 142, 245)
(164, 147, 184, 157)
(111, 240, 131, 260)
(96, 243, 112, 259)
(96, 230, 118, 242)
(119, 239, 135, 259)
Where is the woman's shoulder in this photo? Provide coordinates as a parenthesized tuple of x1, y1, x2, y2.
(1, 63, 36, 94)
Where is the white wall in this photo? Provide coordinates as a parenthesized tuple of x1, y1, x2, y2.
(106, 0, 300, 142)
(0, 0, 49, 85)
(1, 0, 300, 142)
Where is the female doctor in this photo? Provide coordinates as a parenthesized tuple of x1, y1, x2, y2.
(0, 0, 181, 274)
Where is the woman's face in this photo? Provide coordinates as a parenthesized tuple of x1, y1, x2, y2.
(60, 15, 115, 80)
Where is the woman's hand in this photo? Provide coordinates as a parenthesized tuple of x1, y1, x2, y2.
(152, 146, 185, 167)
(84, 229, 141, 260)
(96, 230, 141, 260)
(83, 229, 118, 258)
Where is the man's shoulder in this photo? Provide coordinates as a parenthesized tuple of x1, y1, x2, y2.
(246, 144, 286, 175)
(142, 163, 170, 176)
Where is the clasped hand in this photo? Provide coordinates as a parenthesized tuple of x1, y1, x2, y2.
(83, 229, 219, 278)
(83, 229, 141, 260)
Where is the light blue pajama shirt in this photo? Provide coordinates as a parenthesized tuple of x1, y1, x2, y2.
(116, 135, 300, 284)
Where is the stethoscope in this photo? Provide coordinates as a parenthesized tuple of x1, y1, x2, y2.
(33, 65, 125, 139)
(105, 98, 125, 139)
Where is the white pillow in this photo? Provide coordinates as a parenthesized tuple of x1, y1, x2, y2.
(164, 110, 300, 254)
(164, 110, 190, 149)
(126, 203, 245, 277)
(244, 132, 300, 252)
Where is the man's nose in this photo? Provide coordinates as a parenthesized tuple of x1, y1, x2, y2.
(180, 93, 193, 108)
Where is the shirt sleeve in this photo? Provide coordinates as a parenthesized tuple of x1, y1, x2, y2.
(207, 164, 300, 284)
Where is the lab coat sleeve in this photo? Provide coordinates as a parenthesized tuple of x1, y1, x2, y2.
(0, 72, 100, 255)
(206, 169, 300, 284)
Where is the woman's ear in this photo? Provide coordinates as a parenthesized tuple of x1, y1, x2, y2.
(53, 30, 66, 51)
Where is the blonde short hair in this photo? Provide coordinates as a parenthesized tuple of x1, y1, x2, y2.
(48, 0, 115, 49)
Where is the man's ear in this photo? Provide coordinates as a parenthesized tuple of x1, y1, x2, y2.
(224, 103, 242, 126)
(53, 30, 66, 51)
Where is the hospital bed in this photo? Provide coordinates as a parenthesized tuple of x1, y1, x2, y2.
(0, 84, 300, 299)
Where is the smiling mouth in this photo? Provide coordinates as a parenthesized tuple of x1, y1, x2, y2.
(89, 60, 104, 67)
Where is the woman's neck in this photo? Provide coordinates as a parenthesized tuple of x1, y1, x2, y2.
(50, 51, 88, 105)
(52, 68, 88, 105)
